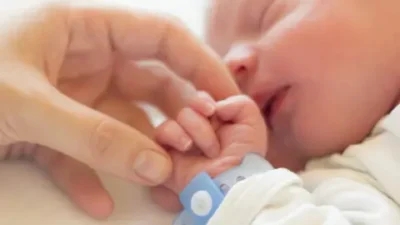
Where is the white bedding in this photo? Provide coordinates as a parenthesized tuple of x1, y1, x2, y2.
(0, 0, 209, 224)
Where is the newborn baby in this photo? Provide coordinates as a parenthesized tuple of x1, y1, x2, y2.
(152, 91, 400, 225)
(152, 0, 400, 224)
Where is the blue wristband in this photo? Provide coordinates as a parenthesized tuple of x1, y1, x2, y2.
(173, 153, 273, 225)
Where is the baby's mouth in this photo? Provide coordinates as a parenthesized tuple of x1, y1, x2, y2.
(262, 102, 272, 127)
(261, 86, 290, 129)
(262, 97, 275, 129)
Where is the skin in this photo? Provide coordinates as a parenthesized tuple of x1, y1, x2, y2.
(0, 1, 239, 220)
(4, 0, 400, 218)
(206, 0, 400, 170)
(152, 0, 400, 212)
(153, 92, 267, 211)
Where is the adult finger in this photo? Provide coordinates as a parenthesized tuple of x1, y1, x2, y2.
(94, 6, 240, 99)
(33, 146, 114, 219)
(114, 60, 197, 118)
(93, 92, 156, 138)
(11, 75, 172, 186)
(34, 95, 156, 219)
(0, 142, 113, 219)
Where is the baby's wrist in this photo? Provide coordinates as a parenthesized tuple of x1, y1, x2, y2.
(204, 156, 243, 179)
(173, 153, 273, 225)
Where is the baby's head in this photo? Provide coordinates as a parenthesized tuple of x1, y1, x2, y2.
(206, 0, 400, 170)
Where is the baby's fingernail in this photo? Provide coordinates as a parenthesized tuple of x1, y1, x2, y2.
(180, 137, 192, 151)
(204, 102, 216, 116)
(197, 91, 216, 116)
(133, 150, 170, 184)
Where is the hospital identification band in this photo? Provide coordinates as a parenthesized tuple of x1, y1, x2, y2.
(173, 153, 274, 225)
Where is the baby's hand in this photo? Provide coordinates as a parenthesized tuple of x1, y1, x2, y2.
(151, 92, 267, 211)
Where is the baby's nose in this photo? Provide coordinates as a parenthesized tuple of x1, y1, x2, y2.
(224, 44, 258, 90)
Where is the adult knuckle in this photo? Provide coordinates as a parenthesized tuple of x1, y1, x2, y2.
(162, 14, 186, 30)
(0, 142, 38, 160)
(89, 119, 118, 163)
(157, 14, 190, 48)
(0, 118, 20, 146)
(154, 70, 175, 92)
(0, 81, 33, 145)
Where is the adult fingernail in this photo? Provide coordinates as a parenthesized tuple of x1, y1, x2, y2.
(133, 150, 169, 183)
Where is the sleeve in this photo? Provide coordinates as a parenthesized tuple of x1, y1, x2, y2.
(206, 168, 400, 225)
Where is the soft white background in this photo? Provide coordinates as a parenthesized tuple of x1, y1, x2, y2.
(0, 0, 209, 224)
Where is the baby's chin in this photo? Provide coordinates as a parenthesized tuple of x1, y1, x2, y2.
(266, 146, 309, 172)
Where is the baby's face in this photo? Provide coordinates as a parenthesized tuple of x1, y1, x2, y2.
(207, 0, 400, 170)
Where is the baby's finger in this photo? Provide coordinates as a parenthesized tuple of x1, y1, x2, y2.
(216, 95, 264, 127)
(189, 91, 216, 117)
(215, 95, 267, 156)
(155, 120, 193, 152)
(177, 108, 220, 157)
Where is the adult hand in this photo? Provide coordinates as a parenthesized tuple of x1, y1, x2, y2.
(0, 1, 239, 219)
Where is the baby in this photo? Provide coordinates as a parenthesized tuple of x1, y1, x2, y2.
(152, 0, 400, 224)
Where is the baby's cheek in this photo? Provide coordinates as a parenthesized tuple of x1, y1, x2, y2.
(289, 99, 366, 158)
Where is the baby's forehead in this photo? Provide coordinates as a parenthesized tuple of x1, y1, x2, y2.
(208, 0, 272, 15)
(206, 0, 275, 36)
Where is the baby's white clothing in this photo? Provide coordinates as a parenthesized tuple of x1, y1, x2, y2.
(207, 105, 400, 225)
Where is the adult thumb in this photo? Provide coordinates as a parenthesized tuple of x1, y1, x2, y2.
(18, 86, 172, 186)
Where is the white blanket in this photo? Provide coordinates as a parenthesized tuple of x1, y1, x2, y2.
(0, 0, 209, 224)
